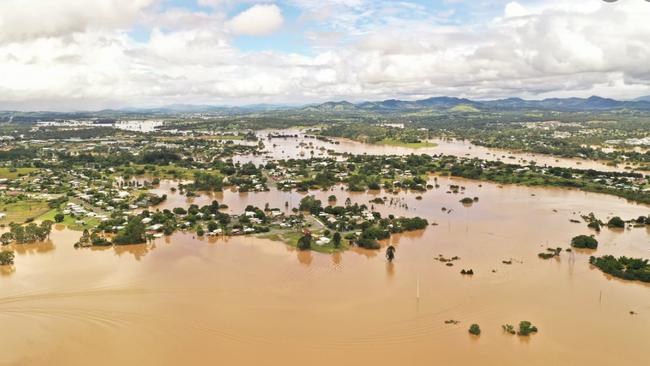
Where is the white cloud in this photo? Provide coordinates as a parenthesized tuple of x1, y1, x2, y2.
(504, 2, 528, 18)
(0, 0, 154, 42)
(1, 0, 650, 110)
(229, 4, 284, 36)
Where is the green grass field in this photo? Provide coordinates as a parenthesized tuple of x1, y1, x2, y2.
(38, 209, 101, 231)
(0, 200, 51, 224)
(259, 230, 349, 254)
(0, 167, 39, 180)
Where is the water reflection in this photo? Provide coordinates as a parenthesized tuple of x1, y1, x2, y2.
(0, 265, 15, 276)
(331, 252, 342, 267)
(113, 243, 154, 261)
(386, 262, 395, 279)
(297, 250, 313, 266)
(11, 240, 55, 255)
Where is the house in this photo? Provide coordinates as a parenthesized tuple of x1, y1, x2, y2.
(147, 224, 164, 231)
(316, 237, 331, 245)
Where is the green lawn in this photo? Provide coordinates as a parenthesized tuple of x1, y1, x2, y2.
(38, 209, 101, 231)
(0, 167, 39, 179)
(259, 230, 349, 254)
(0, 200, 51, 224)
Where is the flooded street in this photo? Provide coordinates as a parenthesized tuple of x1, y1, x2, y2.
(1, 174, 649, 366)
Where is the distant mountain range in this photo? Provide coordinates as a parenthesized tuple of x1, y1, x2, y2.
(302, 96, 650, 113)
(3, 96, 650, 119)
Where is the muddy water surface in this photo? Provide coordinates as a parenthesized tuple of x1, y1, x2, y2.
(232, 129, 635, 173)
(1, 175, 649, 366)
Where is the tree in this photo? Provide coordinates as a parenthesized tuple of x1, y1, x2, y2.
(571, 235, 598, 249)
(332, 232, 342, 248)
(0, 232, 14, 245)
(0, 251, 14, 265)
(299, 195, 322, 214)
(517, 321, 538, 336)
(54, 213, 65, 223)
(113, 217, 146, 245)
(386, 245, 396, 262)
(297, 234, 312, 251)
(607, 216, 625, 228)
(173, 207, 187, 215)
(90, 232, 111, 246)
(207, 221, 219, 232)
(74, 229, 91, 248)
(469, 324, 481, 335)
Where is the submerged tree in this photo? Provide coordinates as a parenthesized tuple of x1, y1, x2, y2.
(469, 324, 481, 336)
(386, 245, 396, 262)
(332, 232, 342, 248)
(0, 251, 15, 265)
(297, 233, 313, 251)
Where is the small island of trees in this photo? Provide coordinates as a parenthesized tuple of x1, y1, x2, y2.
(0, 250, 14, 265)
(571, 235, 598, 249)
(589, 256, 650, 283)
(468, 324, 481, 335)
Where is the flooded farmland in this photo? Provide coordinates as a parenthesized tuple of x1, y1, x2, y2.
(1, 171, 649, 366)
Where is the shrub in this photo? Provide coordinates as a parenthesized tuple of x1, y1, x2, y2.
(571, 235, 598, 249)
(589, 255, 650, 283)
(297, 234, 312, 251)
(0, 251, 15, 265)
(333, 232, 342, 248)
(517, 321, 538, 336)
(607, 216, 625, 228)
(469, 324, 481, 335)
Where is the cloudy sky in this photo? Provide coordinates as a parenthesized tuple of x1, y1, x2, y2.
(1, 0, 650, 110)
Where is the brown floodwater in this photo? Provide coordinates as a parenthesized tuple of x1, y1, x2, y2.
(1, 174, 649, 366)
(231, 129, 636, 173)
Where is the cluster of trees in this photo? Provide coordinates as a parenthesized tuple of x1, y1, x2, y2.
(502, 321, 538, 336)
(298, 195, 428, 250)
(74, 229, 111, 248)
(140, 149, 181, 165)
(192, 171, 224, 191)
(320, 123, 431, 145)
(298, 195, 322, 214)
(538, 247, 562, 259)
(273, 153, 649, 205)
(589, 256, 650, 283)
(1, 221, 53, 245)
(571, 235, 598, 249)
(112, 217, 147, 245)
(0, 251, 14, 265)
(442, 157, 650, 205)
